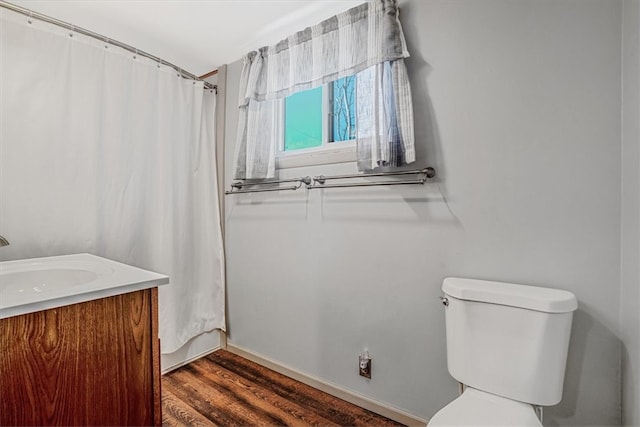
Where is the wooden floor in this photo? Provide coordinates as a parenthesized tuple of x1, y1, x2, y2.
(162, 350, 405, 427)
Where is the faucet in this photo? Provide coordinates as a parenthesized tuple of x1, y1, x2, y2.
(0, 235, 9, 247)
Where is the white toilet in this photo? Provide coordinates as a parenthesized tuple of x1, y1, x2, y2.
(429, 277, 578, 426)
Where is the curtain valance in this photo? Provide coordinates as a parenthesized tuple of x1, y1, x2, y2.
(239, 0, 409, 105)
(234, 0, 415, 179)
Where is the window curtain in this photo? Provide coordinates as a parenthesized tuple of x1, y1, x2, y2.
(0, 8, 226, 353)
(234, 0, 415, 179)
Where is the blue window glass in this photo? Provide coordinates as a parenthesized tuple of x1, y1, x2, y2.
(332, 76, 357, 142)
(284, 86, 323, 151)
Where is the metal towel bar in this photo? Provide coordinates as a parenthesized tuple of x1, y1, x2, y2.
(225, 167, 436, 195)
(313, 168, 435, 184)
(225, 185, 300, 194)
(309, 168, 435, 189)
(308, 179, 427, 189)
(225, 177, 311, 195)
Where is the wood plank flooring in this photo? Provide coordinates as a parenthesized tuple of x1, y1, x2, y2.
(162, 350, 405, 427)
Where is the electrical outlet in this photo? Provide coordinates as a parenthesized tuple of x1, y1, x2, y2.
(359, 350, 372, 379)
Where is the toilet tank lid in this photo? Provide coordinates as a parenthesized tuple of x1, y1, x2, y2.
(442, 278, 578, 313)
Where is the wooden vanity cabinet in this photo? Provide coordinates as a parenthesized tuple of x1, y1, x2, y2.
(0, 288, 162, 426)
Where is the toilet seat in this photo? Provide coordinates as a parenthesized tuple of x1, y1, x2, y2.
(428, 387, 542, 426)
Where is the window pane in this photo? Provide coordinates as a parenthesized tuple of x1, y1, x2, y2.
(332, 76, 357, 142)
(284, 86, 323, 151)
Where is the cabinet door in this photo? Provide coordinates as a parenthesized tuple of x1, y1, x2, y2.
(0, 289, 157, 426)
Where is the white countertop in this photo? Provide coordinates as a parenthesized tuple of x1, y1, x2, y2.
(0, 253, 169, 319)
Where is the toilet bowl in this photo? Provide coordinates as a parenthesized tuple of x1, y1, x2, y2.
(429, 278, 577, 426)
(428, 387, 542, 426)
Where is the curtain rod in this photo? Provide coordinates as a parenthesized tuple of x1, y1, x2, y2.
(0, 1, 217, 92)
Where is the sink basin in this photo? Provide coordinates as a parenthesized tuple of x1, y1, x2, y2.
(3, 268, 100, 294)
(0, 253, 169, 319)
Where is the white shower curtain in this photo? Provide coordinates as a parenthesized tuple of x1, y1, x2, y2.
(0, 9, 225, 353)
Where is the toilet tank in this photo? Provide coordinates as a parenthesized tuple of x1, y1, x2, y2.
(442, 278, 577, 406)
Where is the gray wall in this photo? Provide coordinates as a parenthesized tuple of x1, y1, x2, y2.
(621, 0, 640, 425)
(223, 1, 625, 424)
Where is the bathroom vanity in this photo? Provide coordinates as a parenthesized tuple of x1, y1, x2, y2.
(0, 254, 169, 426)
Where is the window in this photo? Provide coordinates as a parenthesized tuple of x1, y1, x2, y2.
(284, 86, 323, 151)
(279, 76, 357, 168)
(331, 76, 357, 142)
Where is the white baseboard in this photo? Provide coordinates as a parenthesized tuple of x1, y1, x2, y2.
(219, 329, 228, 348)
(226, 343, 427, 427)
